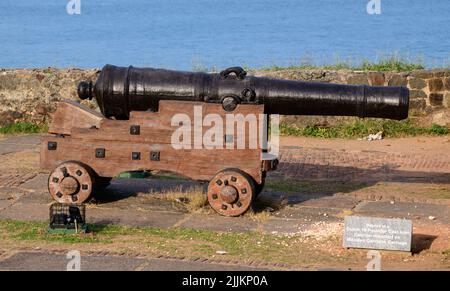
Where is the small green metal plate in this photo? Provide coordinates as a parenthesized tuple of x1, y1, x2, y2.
(117, 171, 150, 179)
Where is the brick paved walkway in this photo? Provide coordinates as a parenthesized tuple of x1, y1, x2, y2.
(278, 147, 450, 181)
(275, 136, 450, 181)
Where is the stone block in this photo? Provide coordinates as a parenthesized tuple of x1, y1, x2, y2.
(347, 74, 369, 85)
(409, 89, 427, 99)
(388, 75, 407, 86)
(367, 72, 385, 86)
(444, 78, 450, 91)
(0, 110, 16, 126)
(410, 70, 433, 79)
(408, 78, 426, 90)
(428, 78, 444, 92)
(432, 70, 447, 78)
(409, 99, 426, 110)
(429, 93, 444, 106)
(431, 110, 450, 126)
(445, 93, 450, 108)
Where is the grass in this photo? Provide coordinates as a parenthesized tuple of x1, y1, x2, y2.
(146, 186, 208, 212)
(4, 119, 446, 139)
(190, 53, 429, 73)
(0, 219, 349, 267)
(359, 59, 424, 72)
(0, 122, 48, 134)
(258, 55, 425, 72)
(443, 249, 450, 263)
(2, 220, 103, 243)
(149, 172, 190, 181)
(245, 209, 273, 222)
(280, 119, 449, 139)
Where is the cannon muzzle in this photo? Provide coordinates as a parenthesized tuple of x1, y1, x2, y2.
(79, 65, 409, 120)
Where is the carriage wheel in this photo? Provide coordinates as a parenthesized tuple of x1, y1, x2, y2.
(48, 161, 95, 204)
(207, 169, 256, 216)
(255, 178, 265, 197)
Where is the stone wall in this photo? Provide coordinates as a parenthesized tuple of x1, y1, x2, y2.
(0, 68, 98, 126)
(0, 68, 449, 127)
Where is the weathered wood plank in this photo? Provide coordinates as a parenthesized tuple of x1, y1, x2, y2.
(48, 100, 103, 135)
(41, 100, 265, 183)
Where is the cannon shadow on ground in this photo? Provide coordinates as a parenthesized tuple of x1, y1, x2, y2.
(92, 176, 206, 204)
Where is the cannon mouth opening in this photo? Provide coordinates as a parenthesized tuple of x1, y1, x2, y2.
(398, 86, 410, 120)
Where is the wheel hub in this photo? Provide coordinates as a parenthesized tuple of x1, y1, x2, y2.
(219, 185, 238, 204)
(60, 176, 79, 196)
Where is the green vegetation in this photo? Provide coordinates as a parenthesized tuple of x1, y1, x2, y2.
(2, 220, 103, 243)
(43, 68, 55, 75)
(191, 54, 429, 73)
(359, 59, 424, 72)
(443, 249, 450, 261)
(442, 248, 450, 264)
(0, 122, 48, 134)
(280, 119, 449, 139)
(1, 118, 448, 139)
(0, 219, 346, 266)
(148, 172, 190, 181)
(146, 186, 207, 212)
(2, 220, 275, 250)
(259, 55, 425, 72)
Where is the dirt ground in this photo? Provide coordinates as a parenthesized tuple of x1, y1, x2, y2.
(0, 134, 449, 270)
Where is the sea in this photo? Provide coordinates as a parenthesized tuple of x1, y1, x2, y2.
(0, 0, 449, 69)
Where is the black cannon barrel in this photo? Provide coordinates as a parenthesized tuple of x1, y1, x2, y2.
(78, 64, 409, 120)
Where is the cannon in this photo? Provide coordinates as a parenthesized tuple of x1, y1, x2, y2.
(41, 65, 409, 216)
(77, 65, 408, 120)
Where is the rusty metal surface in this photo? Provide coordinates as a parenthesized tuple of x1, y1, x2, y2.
(48, 162, 94, 204)
(207, 169, 255, 216)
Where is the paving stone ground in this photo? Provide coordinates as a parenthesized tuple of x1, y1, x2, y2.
(278, 136, 450, 182)
(0, 134, 449, 270)
(0, 251, 271, 271)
